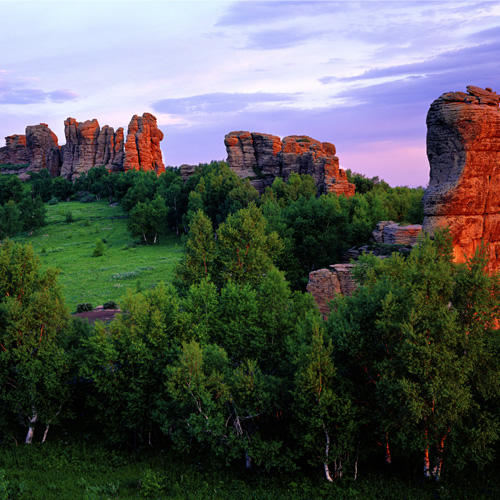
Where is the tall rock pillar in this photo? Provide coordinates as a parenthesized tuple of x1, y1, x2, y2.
(422, 85, 500, 273)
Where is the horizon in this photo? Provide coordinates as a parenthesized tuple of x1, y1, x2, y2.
(2, 0, 500, 187)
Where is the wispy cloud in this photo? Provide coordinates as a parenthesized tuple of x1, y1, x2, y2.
(152, 92, 300, 115)
(0, 73, 78, 105)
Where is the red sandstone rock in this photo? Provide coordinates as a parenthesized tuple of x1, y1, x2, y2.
(224, 131, 355, 196)
(61, 118, 126, 178)
(124, 113, 165, 174)
(25, 124, 61, 176)
(423, 85, 500, 273)
(0, 135, 29, 165)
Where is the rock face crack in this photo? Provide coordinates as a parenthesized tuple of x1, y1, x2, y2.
(423, 85, 500, 273)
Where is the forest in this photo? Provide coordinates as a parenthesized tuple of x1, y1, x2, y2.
(1, 163, 499, 499)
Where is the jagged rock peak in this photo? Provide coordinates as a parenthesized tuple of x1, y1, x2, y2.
(0, 134, 29, 165)
(124, 113, 165, 174)
(422, 85, 500, 273)
(60, 118, 127, 178)
(224, 131, 355, 196)
(25, 123, 61, 176)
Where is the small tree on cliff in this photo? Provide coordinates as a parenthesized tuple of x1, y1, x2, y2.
(0, 240, 70, 443)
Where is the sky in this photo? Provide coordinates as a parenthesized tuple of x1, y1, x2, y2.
(1, 0, 500, 187)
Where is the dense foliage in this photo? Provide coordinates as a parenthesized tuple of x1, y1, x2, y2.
(4, 163, 500, 499)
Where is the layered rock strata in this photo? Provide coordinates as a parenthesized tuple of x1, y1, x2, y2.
(0, 135, 29, 165)
(124, 113, 165, 175)
(371, 221, 422, 246)
(25, 124, 61, 176)
(224, 131, 355, 196)
(422, 85, 500, 273)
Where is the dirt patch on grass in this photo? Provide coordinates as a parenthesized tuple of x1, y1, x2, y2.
(73, 306, 121, 323)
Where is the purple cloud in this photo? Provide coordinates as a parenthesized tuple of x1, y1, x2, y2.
(152, 92, 300, 115)
(0, 75, 78, 105)
(243, 27, 329, 50)
(216, 1, 329, 27)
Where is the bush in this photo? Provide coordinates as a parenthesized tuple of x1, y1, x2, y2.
(76, 303, 93, 313)
(65, 211, 74, 223)
(48, 196, 59, 205)
(79, 192, 95, 203)
(103, 300, 118, 310)
(92, 239, 106, 257)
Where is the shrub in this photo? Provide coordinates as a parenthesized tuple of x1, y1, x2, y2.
(48, 196, 59, 205)
(92, 239, 106, 257)
(76, 303, 93, 313)
(103, 300, 118, 310)
(65, 211, 74, 223)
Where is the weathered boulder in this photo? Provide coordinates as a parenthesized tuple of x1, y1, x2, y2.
(306, 264, 357, 318)
(124, 113, 165, 174)
(371, 221, 422, 246)
(0, 135, 29, 165)
(25, 124, 61, 176)
(179, 164, 197, 181)
(224, 131, 355, 196)
(422, 85, 500, 272)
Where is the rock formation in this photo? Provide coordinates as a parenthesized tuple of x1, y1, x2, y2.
(422, 85, 500, 273)
(0, 135, 29, 165)
(179, 164, 197, 181)
(25, 124, 61, 176)
(124, 113, 165, 174)
(224, 131, 355, 196)
(307, 221, 422, 315)
(371, 221, 422, 246)
(60, 118, 125, 178)
(307, 264, 357, 318)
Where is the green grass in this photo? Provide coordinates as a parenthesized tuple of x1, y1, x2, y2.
(0, 442, 498, 500)
(12, 200, 184, 312)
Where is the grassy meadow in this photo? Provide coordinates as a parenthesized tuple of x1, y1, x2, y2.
(11, 200, 184, 312)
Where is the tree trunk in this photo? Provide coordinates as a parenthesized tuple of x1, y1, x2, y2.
(25, 410, 37, 444)
(324, 428, 333, 482)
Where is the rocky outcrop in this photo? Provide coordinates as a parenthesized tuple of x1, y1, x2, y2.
(371, 221, 422, 246)
(124, 113, 165, 174)
(0, 135, 29, 165)
(60, 118, 125, 178)
(179, 164, 197, 181)
(224, 131, 355, 196)
(25, 124, 61, 176)
(422, 85, 500, 273)
(307, 264, 357, 318)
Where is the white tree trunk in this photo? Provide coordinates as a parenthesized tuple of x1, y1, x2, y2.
(324, 428, 333, 482)
(25, 410, 37, 444)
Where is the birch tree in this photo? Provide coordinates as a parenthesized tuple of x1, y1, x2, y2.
(0, 241, 69, 444)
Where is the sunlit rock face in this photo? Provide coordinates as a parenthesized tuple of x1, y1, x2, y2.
(60, 118, 126, 178)
(224, 131, 355, 196)
(25, 124, 61, 176)
(0, 135, 29, 165)
(124, 113, 165, 174)
(423, 85, 500, 273)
